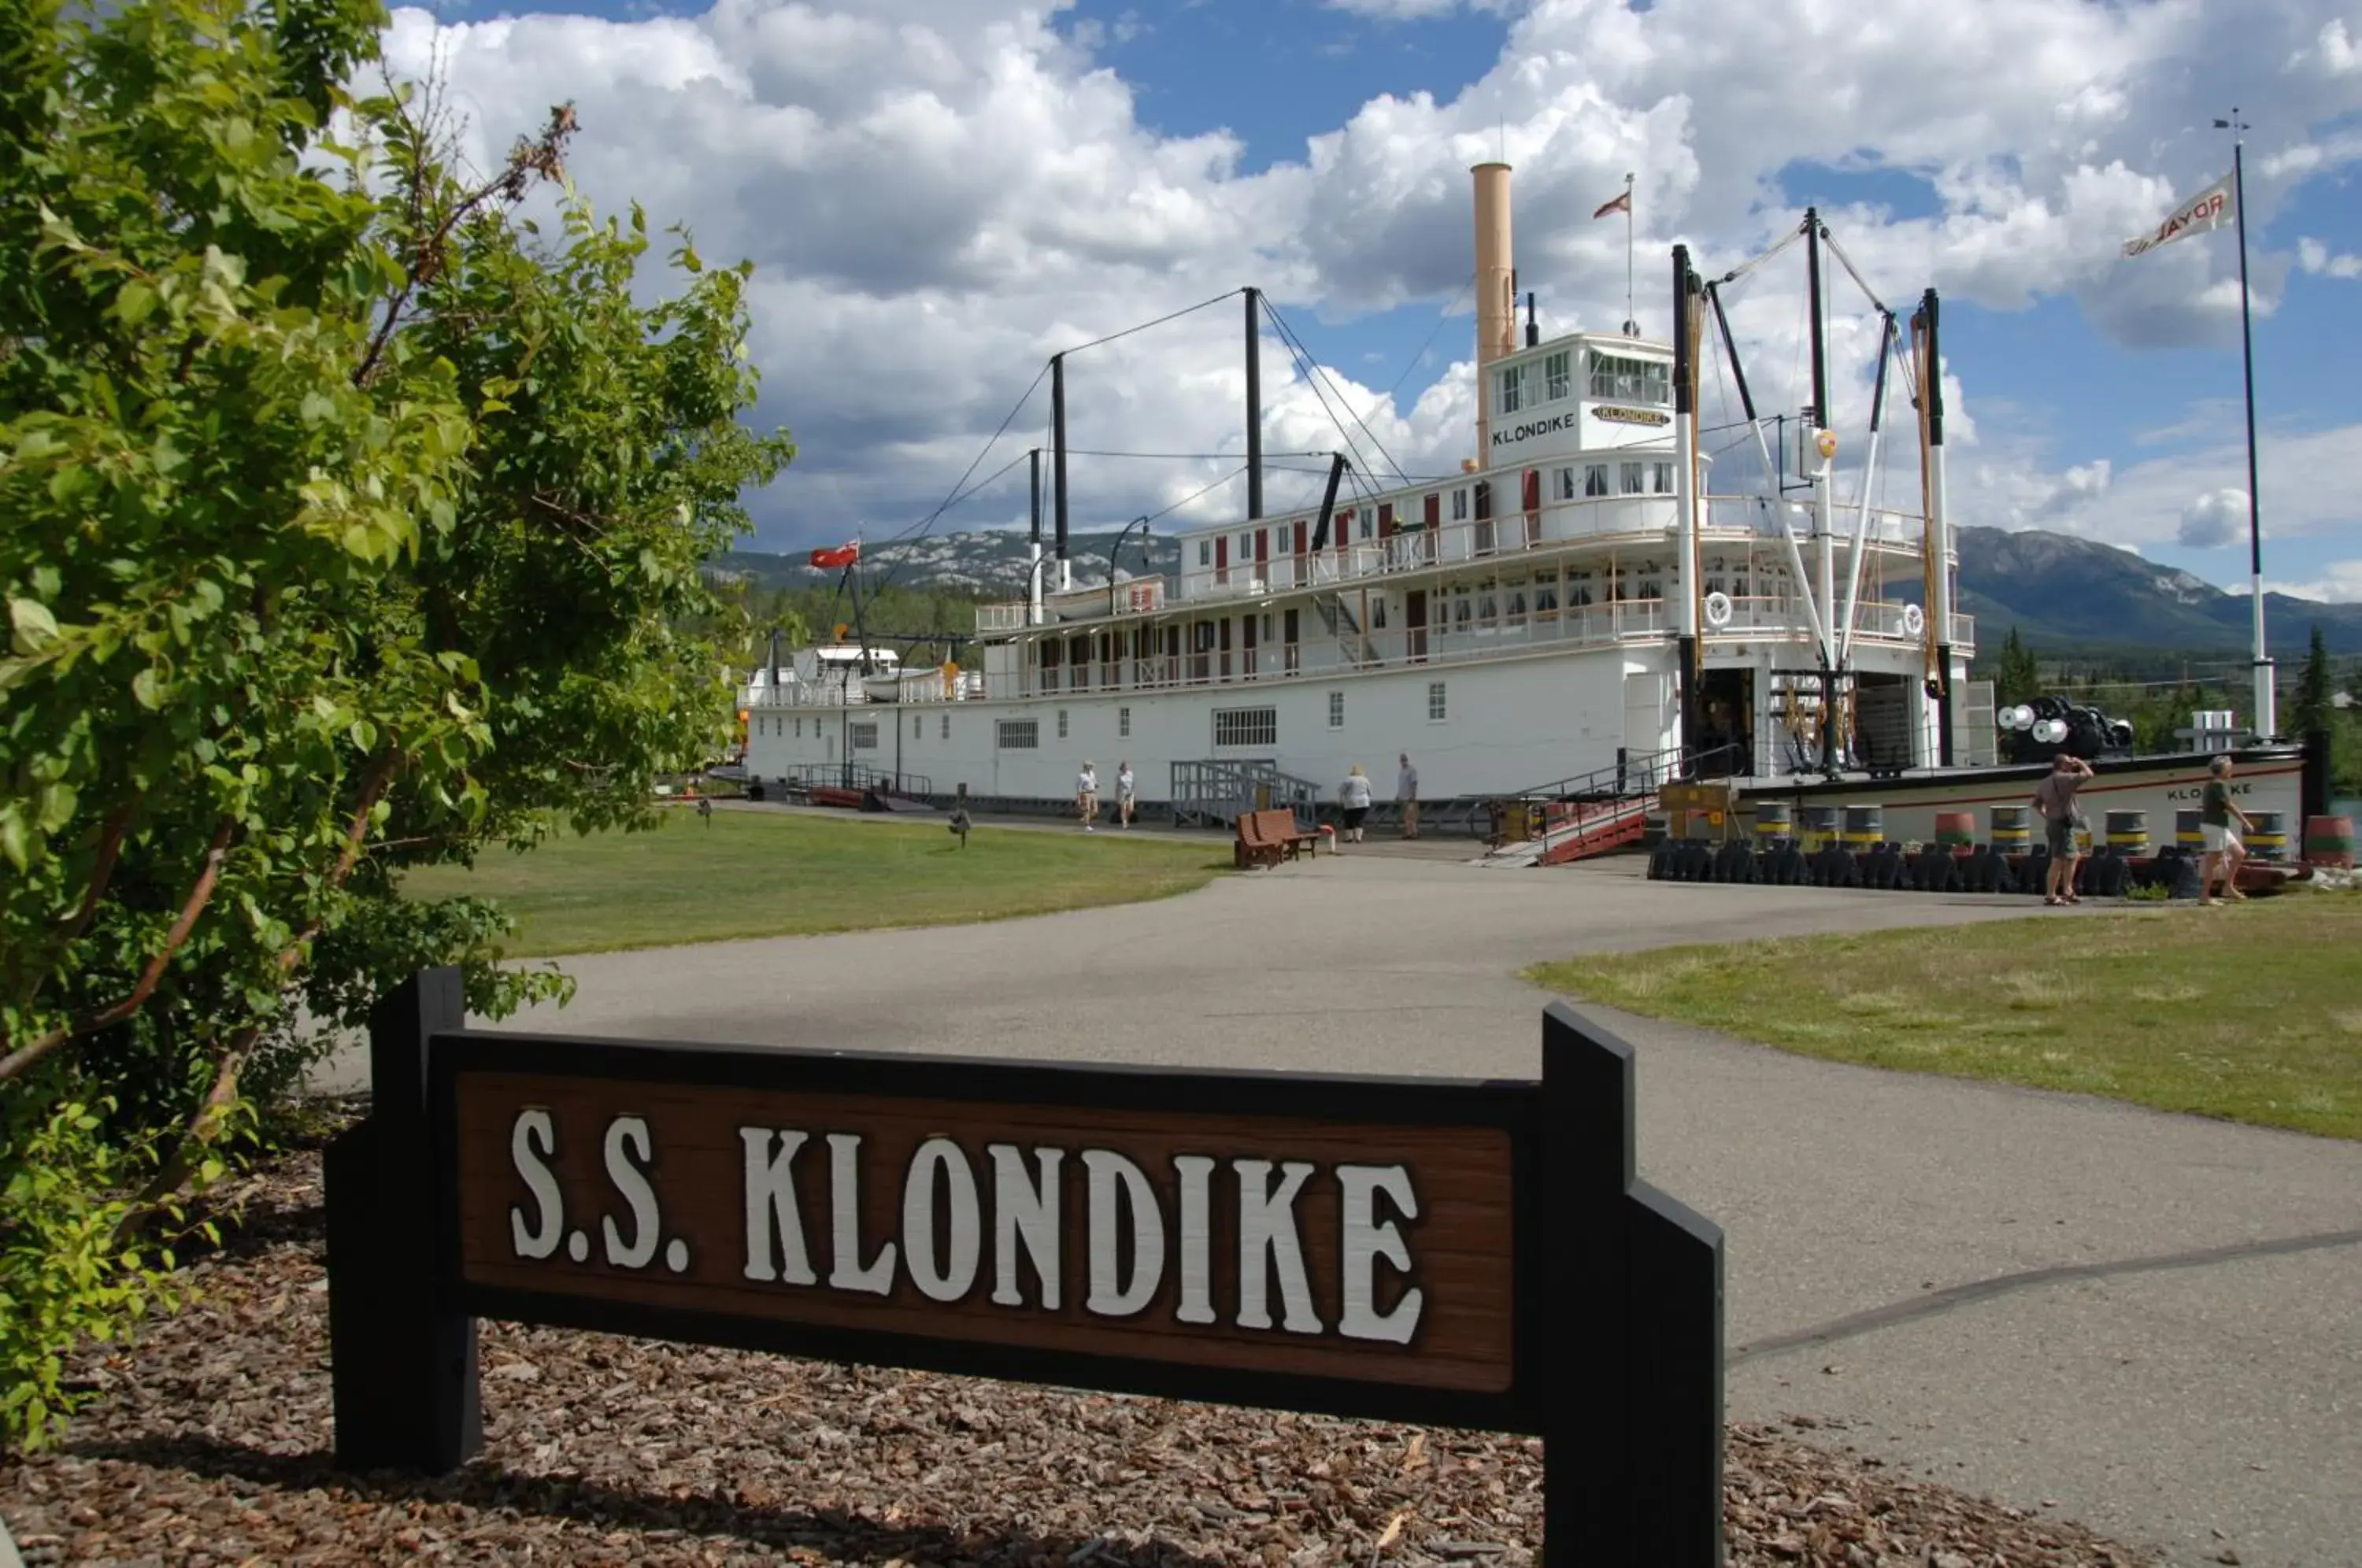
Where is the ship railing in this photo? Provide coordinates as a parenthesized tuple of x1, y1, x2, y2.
(1016, 598, 1705, 697)
(745, 671, 990, 708)
(1166, 491, 1939, 607)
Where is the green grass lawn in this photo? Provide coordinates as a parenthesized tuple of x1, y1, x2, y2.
(401, 808, 1231, 956)
(1527, 892, 2362, 1140)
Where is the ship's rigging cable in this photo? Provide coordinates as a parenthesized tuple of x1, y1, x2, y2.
(1815, 227, 1890, 319)
(859, 362, 1050, 599)
(1381, 271, 1477, 403)
(1060, 449, 1334, 461)
(1260, 299, 1412, 487)
(866, 288, 1246, 598)
(1264, 316, 1391, 490)
(1706, 221, 1807, 289)
(862, 442, 1044, 600)
(1055, 287, 1245, 359)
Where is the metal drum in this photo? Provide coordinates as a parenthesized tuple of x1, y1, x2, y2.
(1799, 806, 1841, 852)
(2248, 810, 2289, 863)
(1754, 801, 1795, 842)
(2175, 808, 2205, 850)
(1990, 804, 2031, 853)
(1841, 804, 1884, 849)
(2103, 809, 2149, 856)
(1933, 811, 1976, 849)
(2302, 815, 2355, 868)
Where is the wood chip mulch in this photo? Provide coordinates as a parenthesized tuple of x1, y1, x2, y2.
(1, 1122, 2157, 1567)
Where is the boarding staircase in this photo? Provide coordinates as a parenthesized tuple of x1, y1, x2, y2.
(757, 761, 939, 812)
(1479, 744, 1742, 868)
(1170, 759, 1324, 832)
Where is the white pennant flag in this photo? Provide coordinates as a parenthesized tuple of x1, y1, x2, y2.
(2123, 172, 2236, 259)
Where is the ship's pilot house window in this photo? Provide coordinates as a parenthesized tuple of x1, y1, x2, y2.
(1198, 538, 1212, 568)
(1452, 488, 1469, 522)
(1588, 352, 1671, 405)
(1584, 464, 1609, 497)
(1554, 467, 1577, 501)
(1652, 461, 1675, 494)
(1497, 364, 1527, 415)
(1545, 350, 1572, 401)
(1620, 462, 1646, 495)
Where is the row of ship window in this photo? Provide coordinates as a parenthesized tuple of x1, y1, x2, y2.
(1496, 349, 1672, 416)
(757, 685, 1452, 753)
(1194, 458, 1679, 568)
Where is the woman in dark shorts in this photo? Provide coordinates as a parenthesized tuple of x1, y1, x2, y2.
(1338, 764, 1373, 843)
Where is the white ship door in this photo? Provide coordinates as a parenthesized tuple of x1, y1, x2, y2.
(1623, 671, 1672, 765)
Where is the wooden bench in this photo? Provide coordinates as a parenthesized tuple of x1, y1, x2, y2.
(1235, 808, 1319, 869)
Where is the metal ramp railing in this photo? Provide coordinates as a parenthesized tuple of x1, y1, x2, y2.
(1170, 759, 1324, 831)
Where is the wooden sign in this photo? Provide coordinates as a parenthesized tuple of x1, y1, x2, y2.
(327, 971, 1723, 1567)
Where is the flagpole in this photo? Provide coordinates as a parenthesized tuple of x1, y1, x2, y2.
(2222, 109, 2275, 738)
(1623, 172, 1636, 335)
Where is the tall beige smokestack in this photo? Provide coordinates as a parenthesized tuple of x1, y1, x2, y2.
(1471, 161, 1514, 464)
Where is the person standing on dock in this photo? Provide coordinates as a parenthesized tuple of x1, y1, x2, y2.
(1339, 764, 1374, 844)
(1077, 761, 1099, 831)
(2033, 753, 2094, 906)
(2201, 754, 2253, 904)
(1398, 753, 1420, 840)
(1116, 760, 1136, 829)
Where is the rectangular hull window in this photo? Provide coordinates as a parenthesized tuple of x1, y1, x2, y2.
(1212, 707, 1279, 748)
(998, 720, 1038, 749)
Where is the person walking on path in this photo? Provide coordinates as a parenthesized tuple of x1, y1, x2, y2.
(1076, 761, 1099, 831)
(2032, 753, 2094, 906)
(1397, 753, 1420, 839)
(1116, 760, 1137, 830)
(697, 793, 714, 828)
(1338, 764, 1374, 844)
(2200, 754, 2253, 905)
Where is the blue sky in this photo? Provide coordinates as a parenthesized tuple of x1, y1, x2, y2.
(397, 0, 2362, 602)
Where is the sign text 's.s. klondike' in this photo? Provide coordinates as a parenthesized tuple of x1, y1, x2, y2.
(324, 970, 1726, 1568)
(461, 1077, 1509, 1389)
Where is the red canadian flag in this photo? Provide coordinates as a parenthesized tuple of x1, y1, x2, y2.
(808, 542, 860, 570)
(1592, 188, 1631, 220)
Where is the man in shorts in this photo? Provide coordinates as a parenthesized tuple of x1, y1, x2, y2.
(2199, 753, 2253, 904)
(1115, 760, 1136, 829)
(2031, 752, 2094, 906)
(1076, 761, 1098, 830)
(1397, 753, 1420, 839)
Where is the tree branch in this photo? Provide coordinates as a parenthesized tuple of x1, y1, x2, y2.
(0, 816, 235, 1084)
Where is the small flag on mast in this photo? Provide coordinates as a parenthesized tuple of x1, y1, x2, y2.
(2122, 171, 2235, 258)
(1592, 188, 1632, 220)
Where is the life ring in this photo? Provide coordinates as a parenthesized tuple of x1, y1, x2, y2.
(1901, 602, 1925, 637)
(1701, 590, 1734, 629)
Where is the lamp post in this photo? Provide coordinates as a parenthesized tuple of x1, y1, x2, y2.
(1108, 515, 1152, 614)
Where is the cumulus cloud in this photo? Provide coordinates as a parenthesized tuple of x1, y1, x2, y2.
(372, 0, 2362, 561)
(2179, 488, 2249, 549)
(2297, 236, 2362, 278)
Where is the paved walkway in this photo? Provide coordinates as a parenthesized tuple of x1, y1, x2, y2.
(353, 855, 2361, 1567)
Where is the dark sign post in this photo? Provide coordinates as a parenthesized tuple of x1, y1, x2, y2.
(326, 972, 1723, 1566)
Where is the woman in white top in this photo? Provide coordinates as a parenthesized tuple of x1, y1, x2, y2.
(1338, 764, 1373, 842)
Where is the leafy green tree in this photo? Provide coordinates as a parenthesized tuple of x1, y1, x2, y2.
(2292, 624, 2334, 740)
(0, 0, 791, 1448)
(1994, 625, 2042, 706)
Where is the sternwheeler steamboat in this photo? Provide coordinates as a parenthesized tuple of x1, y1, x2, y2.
(743, 163, 2305, 854)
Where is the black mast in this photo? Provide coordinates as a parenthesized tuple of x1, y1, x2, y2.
(1803, 206, 1836, 776)
(1308, 453, 1349, 552)
(1052, 352, 1070, 581)
(1245, 287, 1264, 521)
(1672, 245, 1697, 771)
(1920, 288, 1953, 767)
